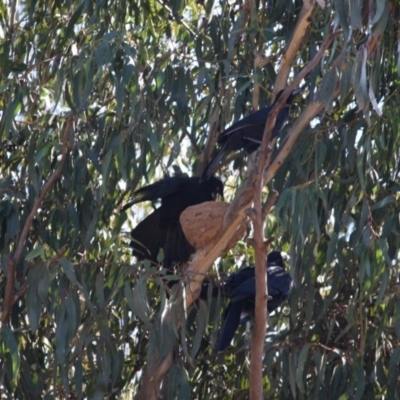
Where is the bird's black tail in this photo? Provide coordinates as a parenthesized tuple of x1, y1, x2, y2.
(201, 143, 228, 181)
(162, 223, 195, 267)
(130, 209, 165, 263)
(130, 209, 194, 268)
(214, 301, 243, 353)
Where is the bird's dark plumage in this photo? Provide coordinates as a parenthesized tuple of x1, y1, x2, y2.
(202, 89, 299, 180)
(124, 176, 224, 267)
(214, 251, 293, 353)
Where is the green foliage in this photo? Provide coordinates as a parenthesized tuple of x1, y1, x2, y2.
(1, 0, 400, 398)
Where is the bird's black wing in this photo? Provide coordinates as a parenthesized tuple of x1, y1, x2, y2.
(201, 108, 273, 180)
(162, 222, 195, 267)
(222, 266, 254, 293)
(130, 209, 195, 267)
(125, 175, 223, 208)
(217, 88, 298, 147)
(267, 266, 293, 313)
(230, 276, 256, 303)
(217, 105, 274, 145)
(230, 266, 292, 311)
(130, 208, 166, 262)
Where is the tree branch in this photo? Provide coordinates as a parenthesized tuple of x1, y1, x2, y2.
(137, 345, 174, 399)
(1, 116, 73, 325)
(245, 29, 342, 399)
(248, 190, 275, 400)
(275, 0, 314, 92)
(247, 62, 279, 400)
(262, 190, 279, 219)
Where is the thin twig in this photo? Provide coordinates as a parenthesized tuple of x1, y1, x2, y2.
(15, 117, 73, 264)
(262, 190, 279, 219)
(267, 29, 343, 132)
(275, 0, 315, 92)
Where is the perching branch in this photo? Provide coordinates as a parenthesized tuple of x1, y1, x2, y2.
(245, 25, 330, 388)
(246, 29, 342, 400)
(1, 116, 73, 325)
(248, 188, 275, 400)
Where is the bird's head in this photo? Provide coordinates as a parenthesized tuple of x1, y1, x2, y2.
(267, 251, 290, 268)
(274, 87, 303, 104)
(204, 176, 224, 200)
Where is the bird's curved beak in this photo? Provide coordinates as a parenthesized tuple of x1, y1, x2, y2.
(281, 252, 290, 261)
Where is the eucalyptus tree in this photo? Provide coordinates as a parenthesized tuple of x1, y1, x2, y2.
(0, 0, 399, 399)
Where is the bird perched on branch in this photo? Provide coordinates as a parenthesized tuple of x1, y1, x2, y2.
(202, 89, 301, 180)
(123, 175, 224, 268)
(214, 251, 292, 353)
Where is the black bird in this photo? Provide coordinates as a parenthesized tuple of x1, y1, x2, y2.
(202, 89, 300, 180)
(214, 251, 293, 353)
(123, 176, 223, 268)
